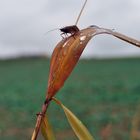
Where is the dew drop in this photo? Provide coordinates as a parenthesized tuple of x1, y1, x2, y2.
(63, 42, 67, 47)
(136, 42, 140, 46)
(80, 36, 86, 41)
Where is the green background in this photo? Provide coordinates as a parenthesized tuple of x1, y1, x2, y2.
(0, 58, 140, 140)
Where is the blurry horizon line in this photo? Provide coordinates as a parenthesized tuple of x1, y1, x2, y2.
(0, 53, 140, 60)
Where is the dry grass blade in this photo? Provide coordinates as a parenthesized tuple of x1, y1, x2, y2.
(99, 28, 140, 48)
(31, 130, 36, 140)
(31, 115, 43, 140)
(41, 115, 56, 140)
(46, 28, 95, 99)
(46, 26, 140, 100)
(75, 0, 88, 25)
(53, 98, 95, 140)
(109, 31, 140, 48)
(80, 26, 140, 48)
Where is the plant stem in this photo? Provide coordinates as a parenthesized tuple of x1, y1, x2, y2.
(75, 0, 87, 25)
(31, 98, 51, 140)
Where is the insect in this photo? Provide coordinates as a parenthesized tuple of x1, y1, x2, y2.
(60, 0, 87, 37)
(45, 0, 88, 38)
(60, 25, 80, 37)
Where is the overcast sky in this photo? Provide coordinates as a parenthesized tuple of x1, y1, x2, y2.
(0, 0, 140, 59)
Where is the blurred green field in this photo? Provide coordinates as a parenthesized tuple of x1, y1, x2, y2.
(0, 58, 140, 140)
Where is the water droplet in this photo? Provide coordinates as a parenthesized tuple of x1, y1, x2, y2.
(63, 42, 67, 47)
(80, 36, 86, 41)
(136, 42, 140, 46)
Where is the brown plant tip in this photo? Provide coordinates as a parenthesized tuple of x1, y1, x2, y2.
(46, 25, 140, 100)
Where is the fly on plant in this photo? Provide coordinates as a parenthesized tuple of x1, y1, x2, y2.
(45, 0, 87, 38)
(60, 25, 80, 37)
(60, 0, 87, 37)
